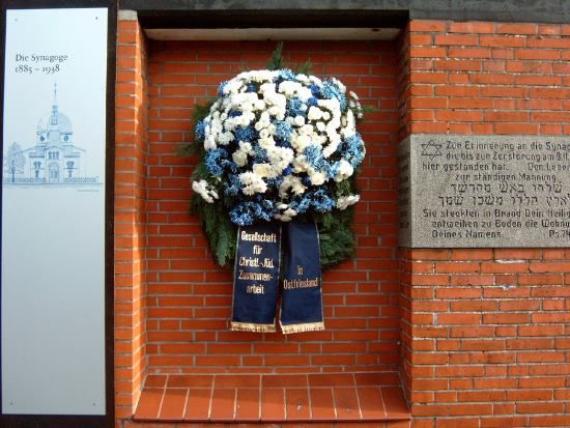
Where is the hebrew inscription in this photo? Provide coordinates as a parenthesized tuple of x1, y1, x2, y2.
(399, 135, 570, 247)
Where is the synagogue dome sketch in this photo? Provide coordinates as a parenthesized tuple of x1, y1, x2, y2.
(3, 84, 97, 185)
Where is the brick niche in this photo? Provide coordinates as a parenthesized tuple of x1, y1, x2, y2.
(115, 15, 570, 428)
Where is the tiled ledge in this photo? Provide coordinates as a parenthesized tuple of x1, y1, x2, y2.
(134, 372, 410, 423)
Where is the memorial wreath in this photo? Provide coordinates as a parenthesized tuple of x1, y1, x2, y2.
(184, 45, 368, 333)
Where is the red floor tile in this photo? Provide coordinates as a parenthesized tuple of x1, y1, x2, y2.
(310, 387, 336, 420)
(334, 387, 361, 420)
(309, 373, 355, 387)
(159, 388, 187, 420)
(355, 371, 400, 386)
(184, 388, 211, 420)
(209, 388, 236, 421)
(145, 375, 167, 388)
(286, 387, 311, 420)
(215, 374, 260, 388)
(168, 374, 213, 388)
(261, 387, 286, 421)
(358, 386, 386, 420)
(381, 387, 410, 419)
(235, 387, 260, 420)
(262, 374, 308, 387)
(135, 387, 164, 419)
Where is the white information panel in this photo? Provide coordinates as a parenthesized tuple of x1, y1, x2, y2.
(2, 8, 107, 414)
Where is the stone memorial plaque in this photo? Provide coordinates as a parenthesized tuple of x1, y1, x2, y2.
(399, 135, 570, 247)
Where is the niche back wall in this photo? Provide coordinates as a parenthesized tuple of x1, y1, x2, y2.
(144, 40, 401, 374)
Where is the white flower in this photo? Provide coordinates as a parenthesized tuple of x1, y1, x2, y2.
(309, 170, 326, 186)
(217, 131, 234, 145)
(348, 90, 364, 119)
(239, 172, 268, 195)
(278, 80, 302, 96)
(299, 124, 314, 136)
(291, 134, 312, 152)
(232, 141, 254, 167)
(292, 155, 310, 173)
(337, 195, 360, 210)
(232, 150, 248, 167)
(307, 106, 324, 121)
(296, 86, 313, 102)
(192, 179, 219, 203)
(267, 146, 294, 172)
(254, 99, 266, 110)
(253, 163, 279, 179)
(279, 175, 306, 197)
(323, 132, 341, 158)
(259, 136, 277, 150)
(294, 115, 305, 127)
(330, 77, 346, 93)
(335, 159, 354, 182)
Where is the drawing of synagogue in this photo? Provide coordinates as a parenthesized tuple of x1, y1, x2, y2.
(3, 85, 97, 185)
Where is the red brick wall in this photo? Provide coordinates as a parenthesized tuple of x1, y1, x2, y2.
(403, 20, 570, 427)
(115, 18, 148, 420)
(114, 16, 570, 428)
(144, 40, 401, 374)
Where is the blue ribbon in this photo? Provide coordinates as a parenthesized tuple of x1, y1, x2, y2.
(231, 223, 281, 333)
(280, 221, 324, 334)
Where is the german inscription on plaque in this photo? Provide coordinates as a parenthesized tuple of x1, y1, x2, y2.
(399, 135, 570, 247)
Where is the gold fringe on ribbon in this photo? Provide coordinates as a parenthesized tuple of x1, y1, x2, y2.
(231, 321, 276, 333)
(280, 321, 325, 335)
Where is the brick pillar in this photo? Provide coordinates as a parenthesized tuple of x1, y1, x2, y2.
(114, 12, 148, 423)
(401, 19, 570, 427)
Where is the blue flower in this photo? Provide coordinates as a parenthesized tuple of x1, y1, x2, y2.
(307, 97, 318, 107)
(287, 98, 305, 117)
(322, 81, 347, 110)
(310, 188, 335, 213)
(246, 83, 257, 93)
(275, 137, 291, 148)
(304, 145, 333, 177)
(274, 121, 293, 140)
(228, 110, 242, 118)
(224, 174, 241, 196)
(253, 145, 267, 163)
(220, 157, 238, 174)
(310, 84, 321, 97)
(290, 197, 311, 214)
(329, 161, 340, 178)
(301, 176, 312, 187)
(195, 120, 205, 142)
(266, 176, 284, 189)
(204, 148, 228, 177)
(279, 69, 296, 80)
(230, 204, 254, 226)
(341, 133, 366, 168)
(304, 145, 322, 166)
(217, 81, 229, 97)
(234, 126, 257, 142)
(229, 200, 275, 226)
